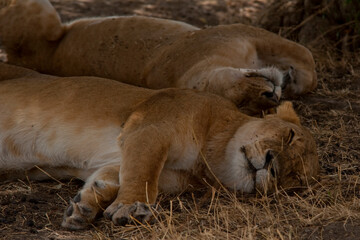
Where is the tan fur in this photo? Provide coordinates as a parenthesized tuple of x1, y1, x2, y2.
(266, 101, 301, 126)
(0, 0, 316, 115)
(0, 63, 319, 229)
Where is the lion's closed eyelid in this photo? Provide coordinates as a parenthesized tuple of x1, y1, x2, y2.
(287, 129, 295, 145)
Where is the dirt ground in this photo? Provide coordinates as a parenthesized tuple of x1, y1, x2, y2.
(0, 0, 360, 239)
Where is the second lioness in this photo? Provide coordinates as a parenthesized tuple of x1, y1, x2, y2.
(0, 0, 316, 114)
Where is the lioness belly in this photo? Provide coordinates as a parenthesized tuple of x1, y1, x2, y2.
(0, 84, 123, 176)
(0, 119, 123, 175)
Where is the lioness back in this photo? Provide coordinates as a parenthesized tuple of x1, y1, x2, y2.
(55, 16, 198, 85)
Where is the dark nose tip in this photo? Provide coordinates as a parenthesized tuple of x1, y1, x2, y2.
(262, 91, 279, 103)
(262, 91, 274, 98)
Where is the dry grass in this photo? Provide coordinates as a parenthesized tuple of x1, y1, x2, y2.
(2, 171, 360, 239)
(1, 0, 360, 239)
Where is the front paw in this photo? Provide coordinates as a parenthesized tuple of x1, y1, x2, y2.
(103, 201, 155, 226)
(61, 194, 97, 230)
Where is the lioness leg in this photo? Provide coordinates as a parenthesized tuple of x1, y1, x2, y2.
(104, 127, 169, 226)
(62, 165, 120, 230)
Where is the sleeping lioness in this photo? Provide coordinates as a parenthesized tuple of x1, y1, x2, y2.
(0, 63, 319, 230)
(0, 0, 316, 115)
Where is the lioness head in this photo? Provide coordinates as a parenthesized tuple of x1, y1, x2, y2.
(222, 67, 283, 116)
(0, 0, 63, 46)
(216, 102, 319, 193)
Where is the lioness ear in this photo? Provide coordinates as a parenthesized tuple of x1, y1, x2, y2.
(273, 101, 301, 125)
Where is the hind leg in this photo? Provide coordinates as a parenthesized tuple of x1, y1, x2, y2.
(61, 164, 120, 230)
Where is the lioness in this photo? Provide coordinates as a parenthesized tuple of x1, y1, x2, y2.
(0, 0, 316, 115)
(0, 63, 319, 230)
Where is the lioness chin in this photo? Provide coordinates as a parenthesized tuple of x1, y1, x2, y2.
(0, 63, 319, 230)
(0, 0, 316, 115)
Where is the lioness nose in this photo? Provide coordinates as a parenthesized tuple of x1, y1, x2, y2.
(262, 91, 274, 98)
(261, 91, 279, 103)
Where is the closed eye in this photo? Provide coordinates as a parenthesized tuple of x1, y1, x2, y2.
(287, 129, 295, 144)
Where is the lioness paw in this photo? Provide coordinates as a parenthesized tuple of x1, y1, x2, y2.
(104, 201, 155, 226)
(61, 196, 97, 230)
